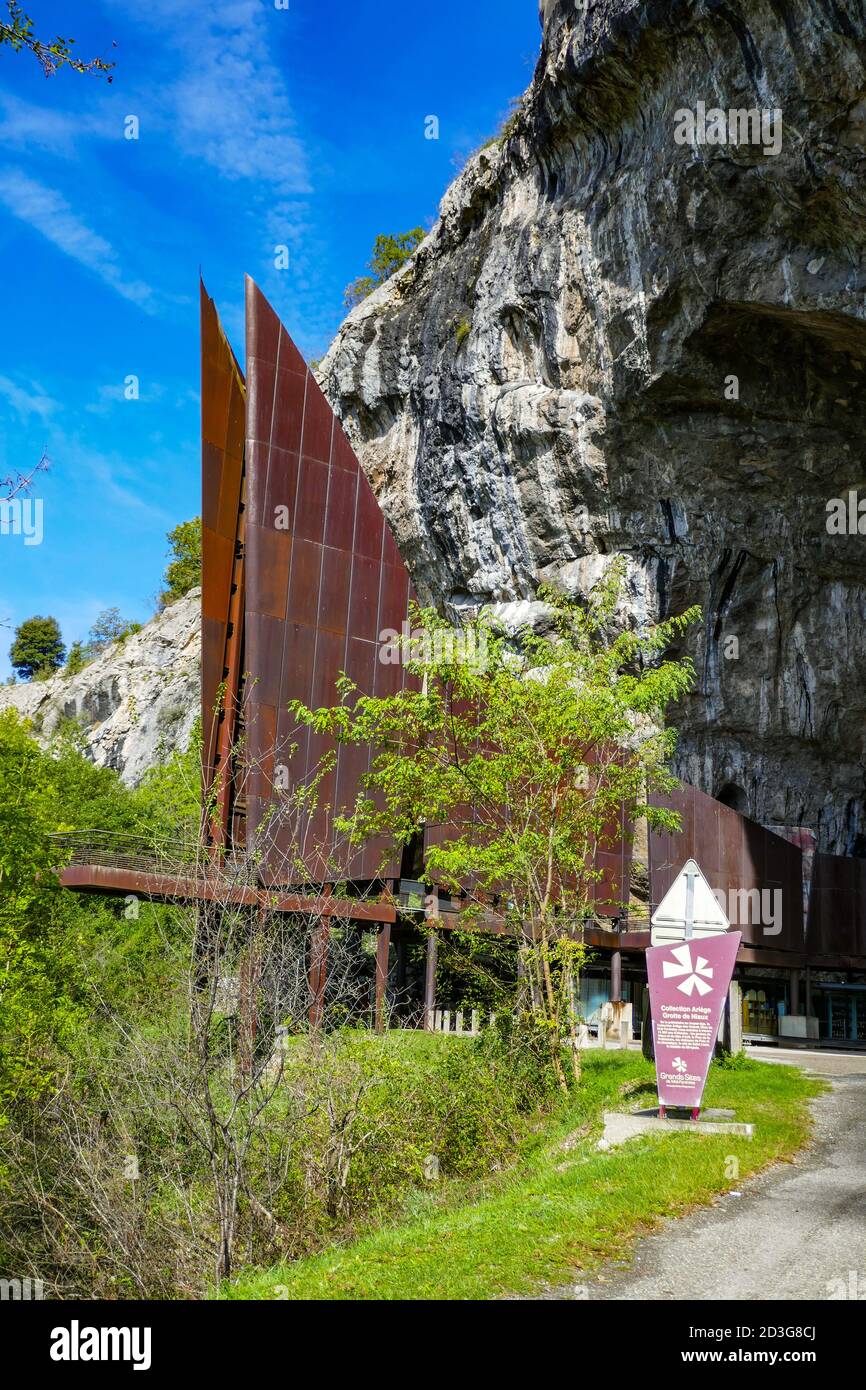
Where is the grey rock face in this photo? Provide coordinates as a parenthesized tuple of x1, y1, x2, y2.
(318, 0, 866, 854)
(0, 591, 200, 785)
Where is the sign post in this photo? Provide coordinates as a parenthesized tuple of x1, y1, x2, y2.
(648, 860, 740, 1119)
(650, 857, 729, 948)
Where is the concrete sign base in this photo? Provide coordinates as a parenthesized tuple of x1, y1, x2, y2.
(599, 1109, 754, 1149)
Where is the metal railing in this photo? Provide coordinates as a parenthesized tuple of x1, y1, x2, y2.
(49, 829, 202, 875)
(47, 831, 364, 894)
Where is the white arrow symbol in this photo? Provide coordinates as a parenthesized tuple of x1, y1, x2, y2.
(662, 943, 714, 997)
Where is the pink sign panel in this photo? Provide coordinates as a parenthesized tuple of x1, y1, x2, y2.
(646, 932, 741, 1111)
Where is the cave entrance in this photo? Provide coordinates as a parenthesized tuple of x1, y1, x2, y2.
(716, 781, 749, 816)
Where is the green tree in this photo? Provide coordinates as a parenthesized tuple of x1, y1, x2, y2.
(0, 710, 75, 1110)
(0, 2, 114, 78)
(160, 517, 201, 608)
(87, 607, 140, 654)
(344, 228, 425, 309)
(0, 709, 195, 1120)
(63, 640, 89, 677)
(293, 562, 700, 1089)
(136, 718, 202, 849)
(9, 615, 65, 680)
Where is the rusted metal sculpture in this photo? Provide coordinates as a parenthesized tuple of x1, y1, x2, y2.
(241, 276, 414, 884)
(200, 280, 247, 852)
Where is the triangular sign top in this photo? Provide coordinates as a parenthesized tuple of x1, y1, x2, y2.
(650, 858, 729, 945)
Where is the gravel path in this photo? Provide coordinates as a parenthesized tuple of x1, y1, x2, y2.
(537, 1050, 866, 1301)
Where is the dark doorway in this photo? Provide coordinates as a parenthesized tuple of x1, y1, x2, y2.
(716, 781, 749, 816)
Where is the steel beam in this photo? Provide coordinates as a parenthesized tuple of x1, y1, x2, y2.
(375, 923, 392, 1033)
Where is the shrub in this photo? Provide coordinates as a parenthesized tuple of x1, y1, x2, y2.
(344, 229, 425, 309)
(0, 1024, 559, 1298)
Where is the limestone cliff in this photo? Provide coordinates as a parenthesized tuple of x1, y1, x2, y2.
(317, 0, 866, 854)
(0, 590, 200, 785)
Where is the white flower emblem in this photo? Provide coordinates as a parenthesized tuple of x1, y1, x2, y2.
(662, 942, 714, 997)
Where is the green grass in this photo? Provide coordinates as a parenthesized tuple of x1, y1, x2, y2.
(224, 1050, 822, 1301)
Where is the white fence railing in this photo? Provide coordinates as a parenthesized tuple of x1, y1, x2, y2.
(426, 1008, 495, 1037)
(427, 1006, 632, 1049)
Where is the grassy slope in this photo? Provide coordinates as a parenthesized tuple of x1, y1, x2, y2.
(225, 1050, 822, 1301)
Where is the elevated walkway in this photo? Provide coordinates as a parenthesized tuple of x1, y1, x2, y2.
(49, 831, 395, 924)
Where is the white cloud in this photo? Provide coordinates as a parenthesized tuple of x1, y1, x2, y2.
(109, 0, 310, 198)
(0, 90, 109, 154)
(0, 375, 59, 422)
(0, 169, 156, 309)
(85, 382, 169, 416)
(0, 2, 311, 203)
(0, 5, 313, 326)
(83, 455, 169, 519)
(49, 435, 176, 526)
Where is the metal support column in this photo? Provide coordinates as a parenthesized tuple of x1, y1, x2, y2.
(611, 949, 622, 1004)
(308, 921, 329, 1031)
(423, 928, 438, 1030)
(375, 922, 391, 1033)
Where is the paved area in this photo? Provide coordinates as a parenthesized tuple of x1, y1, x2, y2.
(541, 1050, 866, 1300)
(750, 1045, 866, 1076)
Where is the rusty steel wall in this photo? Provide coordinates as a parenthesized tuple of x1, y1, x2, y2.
(242, 277, 413, 883)
(200, 281, 247, 843)
(806, 853, 866, 964)
(594, 806, 633, 916)
(648, 783, 804, 952)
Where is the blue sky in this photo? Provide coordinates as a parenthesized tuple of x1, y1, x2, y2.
(0, 0, 540, 678)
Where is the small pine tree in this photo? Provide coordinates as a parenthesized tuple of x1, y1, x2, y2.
(344, 229, 425, 309)
(64, 641, 89, 678)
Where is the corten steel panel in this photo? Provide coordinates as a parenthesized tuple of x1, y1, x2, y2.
(294, 458, 329, 543)
(263, 447, 300, 530)
(648, 784, 803, 953)
(245, 522, 291, 621)
(318, 547, 352, 634)
(592, 813, 633, 914)
(200, 281, 246, 842)
(806, 854, 866, 963)
(243, 277, 414, 885)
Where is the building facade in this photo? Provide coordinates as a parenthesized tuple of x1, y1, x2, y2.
(59, 278, 866, 1045)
